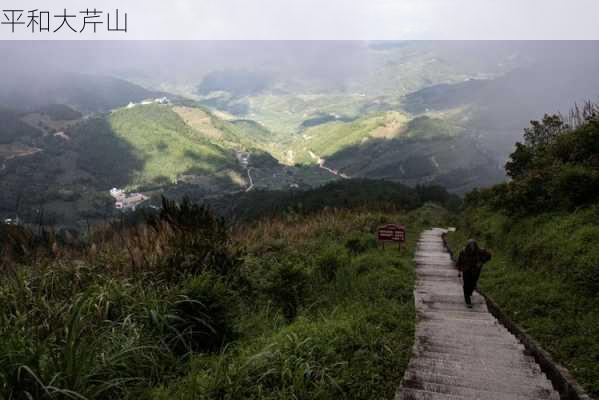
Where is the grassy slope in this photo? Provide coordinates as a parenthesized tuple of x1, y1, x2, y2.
(152, 205, 451, 399)
(247, 94, 378, 135)
(172, 105, 290, 160)
(0, 203, 451, 400)
(109, 104, 238, 186)
(291, 112, 465, 166)
(405, 116, 462, 139)
(291, 112, 409, 163)
(447, 206, 599, 397)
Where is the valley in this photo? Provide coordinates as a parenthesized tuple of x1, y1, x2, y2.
(2, 41, 598, 228)
(1, 39, 598, 400)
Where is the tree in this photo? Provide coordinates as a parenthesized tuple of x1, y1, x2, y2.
(523, 114, 569, 149)
(505, 142, 534, 179)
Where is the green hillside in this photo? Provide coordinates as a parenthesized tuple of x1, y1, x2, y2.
(206, 179, 461, 221)
(404, 115, 463, 139)
(0, 184, 454, 399)
(448, 106, 599, 397)
(290, 112, 467, 165)
(108, 104, 239, 187)
(290, 112, 409, 163)
(0, 108, 42, 144)
(0, 72, 161, 113)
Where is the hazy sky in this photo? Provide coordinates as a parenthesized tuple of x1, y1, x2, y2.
(2, 41, 598, 84)
(2, 0, 599, 40)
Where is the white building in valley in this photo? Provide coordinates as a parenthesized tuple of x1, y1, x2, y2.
(110, 188, 149, 211)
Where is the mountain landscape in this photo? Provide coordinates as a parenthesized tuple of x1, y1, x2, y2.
(1, 39, 599, 400)
(2, 41, 598, 227)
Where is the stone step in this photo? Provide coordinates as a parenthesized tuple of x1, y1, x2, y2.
(419, 310, 496, 321)
(415, 335, 522, 349)
(397, 230, 560, 400)
(415, 350, 539, 371)
(396, 387, 480, 400)
(415, 326, 517, 340)
(403, 370, 555, 394)
(415, 258, 453, 263)
(419, 294, 486, 304)
(415, 344, 526, 359)
(401, 380, 558, 400)
(408, 353, 546, 379)
(417, 320, 510, 333)
(421, 302, 488, 313)
(416, 337, 524, 352)
(417, 330, 513, 341)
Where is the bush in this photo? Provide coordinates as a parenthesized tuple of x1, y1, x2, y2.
(265, 260, 309, 323)
(148, 197, 243, 282)
(474, 109, 599, 214)
(344, 233, 377, 255)
(315, 244, 350, 282)
(153, 273, 235, 356)
(550, 165, 599, 209)
(351, 251, 393, 275)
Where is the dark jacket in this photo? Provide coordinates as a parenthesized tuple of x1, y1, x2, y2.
(457, 242, 491, 274)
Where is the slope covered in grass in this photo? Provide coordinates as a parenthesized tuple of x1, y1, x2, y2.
(152, 204, 451, 400)
(108, 104, 238, 186)
(447, 107, 599, 397)
(291, 112, 409, 163)
(447, 207, 599, 397)
(0, 193, 453, 400)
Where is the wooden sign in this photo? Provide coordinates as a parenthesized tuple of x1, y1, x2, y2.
(377, 224, 406, 249)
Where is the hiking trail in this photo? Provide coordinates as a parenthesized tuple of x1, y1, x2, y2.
(396, 228, 559, 400)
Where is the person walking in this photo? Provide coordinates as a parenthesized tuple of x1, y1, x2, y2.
(456, 239, 491, 308)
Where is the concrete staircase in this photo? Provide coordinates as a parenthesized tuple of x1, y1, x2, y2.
(396, 229, 560, 400)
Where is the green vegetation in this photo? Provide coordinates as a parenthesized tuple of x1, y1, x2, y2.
(207, 179, 461, 221)
(0, 193, 453, 400)
(466, 105, 599, 214)
(289, 112, 465, 173)
(0, 108, 42, 144)
(291, 112, 409, 163)
(37, 104, 82, 121)
(404, 116, 462, 139)
(447, 208, 599, 397)
(447, 105, 599, 397)
(108, 104, 239, 187)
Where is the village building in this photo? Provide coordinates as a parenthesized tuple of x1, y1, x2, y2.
(110, 188, 149, 211)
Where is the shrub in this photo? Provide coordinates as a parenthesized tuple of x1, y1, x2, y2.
(344, 233, 377, 255)
(265, 261, 309, 322)
(550, 165, 599, 209)
(152, 273, 235, 356)
(351, 251, 391, 275)
(473, 108, 599, 215)
(148, 197, 243, 282)
(315, 244, 350, 282)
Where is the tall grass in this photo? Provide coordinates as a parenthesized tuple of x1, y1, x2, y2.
(447, 206, 599, 397)
(1, 201, 452, 399)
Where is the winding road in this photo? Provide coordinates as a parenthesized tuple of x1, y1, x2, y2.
(308, 151, 350, 179)
(245, 167, 255, 192)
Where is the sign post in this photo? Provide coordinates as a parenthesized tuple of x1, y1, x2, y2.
(377, 224, 406, 250)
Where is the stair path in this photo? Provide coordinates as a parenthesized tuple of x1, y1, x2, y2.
(396, 228, 560, 400)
